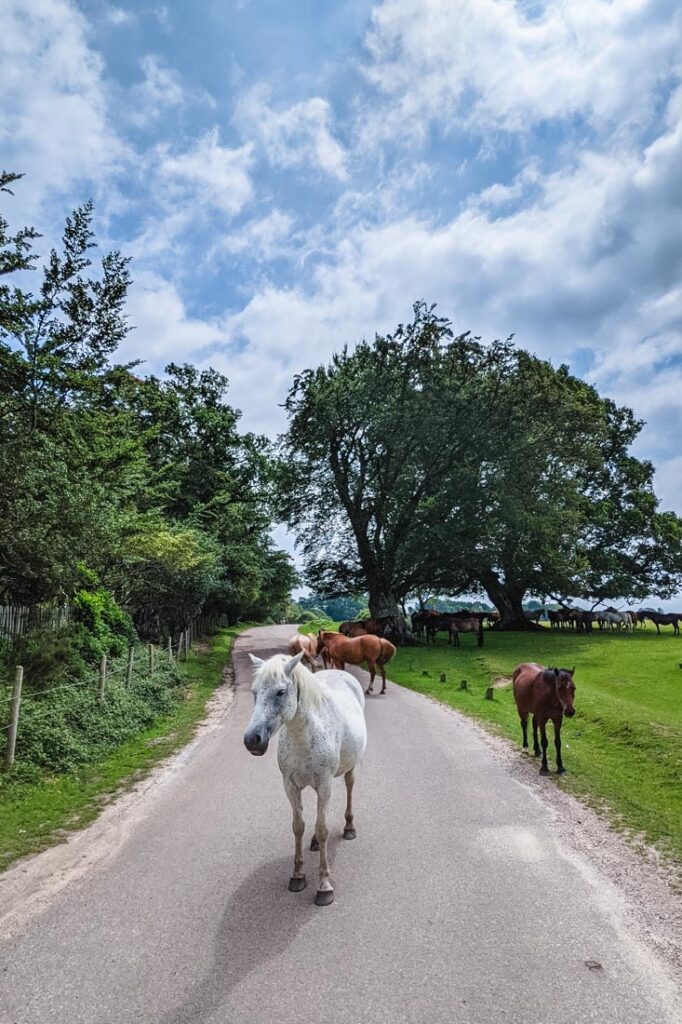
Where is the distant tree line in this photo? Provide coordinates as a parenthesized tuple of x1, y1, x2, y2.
(0, 172, 296, 658)
(280, 303, 682, 629)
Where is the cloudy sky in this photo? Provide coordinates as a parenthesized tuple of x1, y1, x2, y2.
(2, 0, 682, 534)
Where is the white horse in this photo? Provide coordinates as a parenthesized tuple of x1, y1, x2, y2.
(599, 610, 632, 633)
(243, 651, 367, 906)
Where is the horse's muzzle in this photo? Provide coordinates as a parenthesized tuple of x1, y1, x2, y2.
(243, 727, 269, 756)
(564, 708, 576, 718)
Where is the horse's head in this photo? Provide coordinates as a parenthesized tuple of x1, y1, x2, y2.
(243, 652, 304, 756)
(554, 666, 576, 717)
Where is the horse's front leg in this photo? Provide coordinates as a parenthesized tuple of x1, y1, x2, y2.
(553, 717, 565, 774)
(314, 779, 333, 906)
(532, 714, 540, 756)
(520, 712, 529, 749)
(343, 768, 356, 839)
(538, 719, 550, 775)
(284, 779, 306, 892)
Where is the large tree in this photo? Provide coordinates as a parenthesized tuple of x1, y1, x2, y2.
(281, 304, 682, 631)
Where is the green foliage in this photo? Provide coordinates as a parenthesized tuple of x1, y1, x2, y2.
(0, 175, 294, 628)
(282, 302, 682, 626)
(72, 573, 135, 660)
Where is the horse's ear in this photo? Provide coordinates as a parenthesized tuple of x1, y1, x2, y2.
(248, 654, 264, 667)
(553, 667, 559, 676)
(283, 651, 305, 675)
(570, 666, 575, 676)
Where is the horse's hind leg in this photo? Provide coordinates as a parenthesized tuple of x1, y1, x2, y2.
(365, 660, 376, 694)
(520, 712, 528, 749)
(379, 663, 387, 694)
(314, 780, 333, 906)
(284, 780, 306, 892)
(343, 768, 356, 839)
(532, 715, 541, 757)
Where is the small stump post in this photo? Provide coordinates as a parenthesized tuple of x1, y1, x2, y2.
(485, 685, 494, 700)
(459, 679, 468, 690)
(439, 672, 446, 683)
(4, 665, 23, 768)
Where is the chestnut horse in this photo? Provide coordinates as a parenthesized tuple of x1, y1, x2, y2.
(448, 616, 483, 647)
(339, 620, 369, 638)
(317, 631, 396, 695)
(512, 662, 576, 775)
(287, 632, 319, 670)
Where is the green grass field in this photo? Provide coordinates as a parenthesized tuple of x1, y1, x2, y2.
(386, 626, 682, 863)
(0, 624, 253, 872)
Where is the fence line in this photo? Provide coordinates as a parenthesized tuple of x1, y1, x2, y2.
(0, 603, 71, 645)
(1, 612, 228, 768)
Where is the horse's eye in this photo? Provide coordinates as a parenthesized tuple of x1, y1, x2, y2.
(277, 688, 286, 697)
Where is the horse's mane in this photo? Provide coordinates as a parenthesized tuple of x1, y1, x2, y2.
(254, 654, 322, 711)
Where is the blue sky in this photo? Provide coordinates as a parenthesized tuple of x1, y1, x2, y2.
(2, 0, 682, 598)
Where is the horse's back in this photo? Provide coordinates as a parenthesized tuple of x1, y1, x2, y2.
(317, 669, 366, 712)
(512, 662, 543, 708)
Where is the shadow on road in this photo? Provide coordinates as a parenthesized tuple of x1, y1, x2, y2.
(163, 843, 342, 1024)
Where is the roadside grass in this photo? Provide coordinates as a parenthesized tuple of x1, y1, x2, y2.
(0, 623, 254, 872)
(387, 627, 682, 863)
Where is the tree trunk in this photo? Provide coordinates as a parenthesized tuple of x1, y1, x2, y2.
(367, 584, 406, 642)
(480, 571, 537, 630)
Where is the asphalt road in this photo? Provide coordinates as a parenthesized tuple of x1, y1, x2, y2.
(0, 624, 679, 1024)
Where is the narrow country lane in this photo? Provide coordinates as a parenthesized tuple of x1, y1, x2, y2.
(0, 625, 679, 1024)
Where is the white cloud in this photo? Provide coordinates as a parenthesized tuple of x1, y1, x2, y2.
(158, 128, 254, 217)
(129, 55, 216, 126)
(216, 210, 296, 261)
(235, 85, 348, 180)
(105, 6, 134, 26)
(363, 0, 681, 142)
(0, 0, 127, 214)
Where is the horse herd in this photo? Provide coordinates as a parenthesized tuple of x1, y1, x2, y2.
(545, 607, 681, 635)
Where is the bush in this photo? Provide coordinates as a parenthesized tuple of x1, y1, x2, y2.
(8, 650, 183, 779)
(72, 574, 135, 661)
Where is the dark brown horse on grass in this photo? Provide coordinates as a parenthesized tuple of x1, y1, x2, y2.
(512, 663, 576, 775)
(317, 631, 396, 695)
(641, 611, 681, 636)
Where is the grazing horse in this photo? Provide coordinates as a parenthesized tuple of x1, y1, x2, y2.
(449, 616, 484, 647)
(287, 632, 320, 670)
(317, 631, 396, 694)
(512, 662, 576, 775)
(524, 608, 545, 624)
(244, 651, 367, 906)
(642, 611, 681, 636)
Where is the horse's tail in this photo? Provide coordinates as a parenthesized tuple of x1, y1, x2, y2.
(477, 618, 484, 647)
(377, 639, 396, 665)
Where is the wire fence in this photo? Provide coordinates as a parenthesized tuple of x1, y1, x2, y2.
(1, 612, 230, 768)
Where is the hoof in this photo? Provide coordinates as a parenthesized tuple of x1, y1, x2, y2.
(557, 766, 567, 775)
(343, 828, 356, 840)
(539, 766, 549, 776)
(533, 750, 541, 758)
(380, 689, 387, 695)
(315, 889, 334, 907)
(365, 688, 373, 695)
(288, 876, 306, 892)
(310, 837, 319, 851)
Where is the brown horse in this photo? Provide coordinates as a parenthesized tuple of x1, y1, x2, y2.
(642, 611, 681, 636)
(449, 617, 483, 647)
(339, 620, 369, 638)
(287, 632, 319, 670)
(317, 631, 396, 695)
(512, 662, 576, 775)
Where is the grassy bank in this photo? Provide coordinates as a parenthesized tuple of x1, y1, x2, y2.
(385, 628, 682, 862)
(0, 624, 252, 872)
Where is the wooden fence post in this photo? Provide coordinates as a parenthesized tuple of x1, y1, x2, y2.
(99, 654, 107, 704)
(4, 665, 23, 767)
(126, 646, 134, 688)
(167, 636, 173, 662)
(148, 644, 154, 674)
